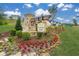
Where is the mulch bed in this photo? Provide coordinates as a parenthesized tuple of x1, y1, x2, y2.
(0, 32, 10, 38)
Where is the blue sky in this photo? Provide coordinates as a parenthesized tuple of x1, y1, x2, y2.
(0, 3, 79, 23)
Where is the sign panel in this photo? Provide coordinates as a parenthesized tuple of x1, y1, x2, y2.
(37, 23, 46, 32)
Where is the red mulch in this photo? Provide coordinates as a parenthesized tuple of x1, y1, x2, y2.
(0, 32, 10, 37)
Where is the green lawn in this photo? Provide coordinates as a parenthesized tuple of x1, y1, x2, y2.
(50, 26, 79, 56)
(0, 24, 79, 56)
(0, 25, 14, 33)
(0, 19, 16, 33)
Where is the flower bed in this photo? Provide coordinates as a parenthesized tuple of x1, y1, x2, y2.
(18, 33, 61, 56)
(0, 28, 62, 56)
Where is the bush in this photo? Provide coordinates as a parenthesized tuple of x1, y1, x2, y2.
(22, 32, 30, 41)
(4, 22, 8, 25)
(8, 36, 14, 43)
(0, 20, 4, 25)
(8, 36, 15, 47)
(46, 26, 54, 33)
(10, 29, 16, 36)
(16, 30, 22, 38)
(37, 32, 44, 39)
(0, 20, 8, 25)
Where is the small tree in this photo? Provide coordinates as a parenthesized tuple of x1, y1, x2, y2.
(15, 17, 22, 31)
(73, 17, 78, 26)
(0, 7, 5, 20)
(0, 7, 6, 25)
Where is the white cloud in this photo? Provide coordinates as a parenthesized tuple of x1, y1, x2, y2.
(57, 3, 64, 8)
(62, 8, 68, 11)
(64, 4, 73, 9)
(56, 17, 71, 23)
(57, 4, 73, 11)
(56, 17, 64, 21)
(75, 8, 79, 12)
(4, 10, 21, 16)
(63, 19, 70, 23)
(15, 8, 19, 11)
(34, 3, 40, 6)
(62, 4, 73, 11)
(43, 10, 51, 16)
(24, 4, 32, 8)
(76, 14, 79, 17)
(35, 9, 44, 17)
(35, 8, 51, 17)
(48, 4, 53, 7)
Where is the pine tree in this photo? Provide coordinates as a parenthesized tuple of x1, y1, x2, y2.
(48, 4, 57, 21)
(15, 17, 22, 31)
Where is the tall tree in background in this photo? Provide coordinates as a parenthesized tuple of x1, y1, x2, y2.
(15, 17, 22, 31)
(0, 7, 5, 20)
(0, 7, 6, 25)
(73, 17, 78, 26)
(48, 4, 57, 22)
(9, 15, 13, 20)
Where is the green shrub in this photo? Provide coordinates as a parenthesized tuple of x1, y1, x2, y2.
(16, 30, 22, 38)
(0, 21, 4, 25)
(22, 32, 30, 41)
(0, 20, 8, 25)
(8, 36, 14, 43)
(8, 36, 15, 47)
(4, 22, 8, 25)
(10, 29, 16, 36)
(37, 32, 44, 39)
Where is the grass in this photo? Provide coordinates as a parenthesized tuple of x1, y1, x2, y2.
(50, 25, 79, 56)
(0, 25, 14, 33)
(0, 19, 16, 33)
(0, 23, 79, 56)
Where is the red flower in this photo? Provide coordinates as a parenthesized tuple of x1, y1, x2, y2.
(53, 35, 58, 42)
